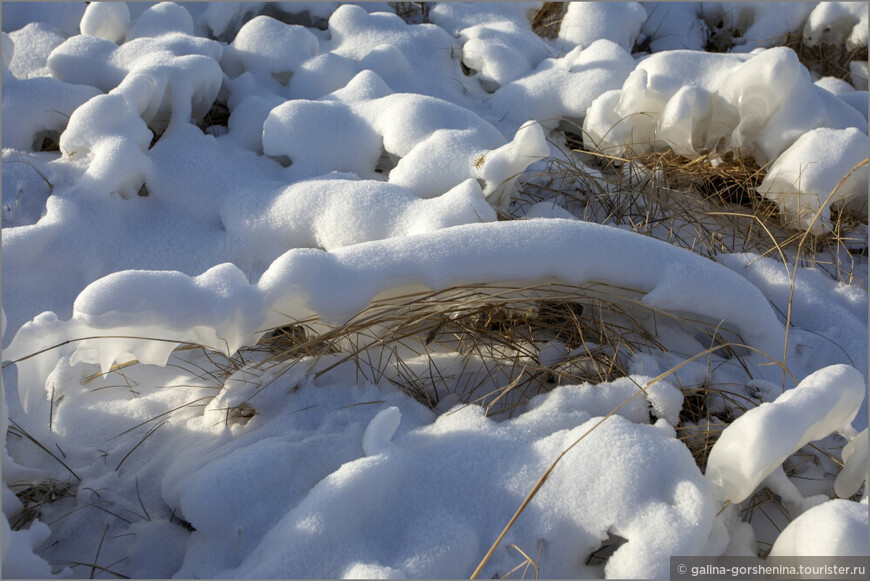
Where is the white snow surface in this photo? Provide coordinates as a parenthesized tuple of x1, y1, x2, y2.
(768, 499, 870, 556)
(1, 2, 868, 578)
(705, 365, 866, 505)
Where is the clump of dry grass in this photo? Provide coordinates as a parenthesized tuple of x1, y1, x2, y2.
(242, 283, 674, 419)
(9, 478, 76, 531)
(391, 2, 430, 25)
(704, 19, 867, 84)
(782, 33, 869, 83)
(531, 3, 565, 40)
(197, 101, 230, 136)
(517, 126, 867, 286)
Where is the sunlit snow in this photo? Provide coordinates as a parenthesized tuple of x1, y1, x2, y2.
(2, 2, 868, 578)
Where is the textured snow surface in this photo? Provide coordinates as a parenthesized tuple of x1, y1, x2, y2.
(705, 365, 866, 505)
(2, 2, 868, 578)
(768, 499, 870, 557)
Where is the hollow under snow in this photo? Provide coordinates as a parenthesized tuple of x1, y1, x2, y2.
(1, 2, 868, 579)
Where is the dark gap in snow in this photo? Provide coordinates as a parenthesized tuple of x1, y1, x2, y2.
(148, 124, 167, 150)
(35, 130, 61, 153)
(679, 389, 707, 426)
(585, 529, 628, 568)
(561, 129, 585, 152)
(375, 148, 399, 178)
(392, 2, 431, 26)
(271, 155, 293, 168)
(271, 71, 293, 86)
(530, 2, 565, 40)
(479, 77, 500, 94)
(198, 101, 230, 131)
(169, 508, 196, 532)
(265, 4, 329, 30)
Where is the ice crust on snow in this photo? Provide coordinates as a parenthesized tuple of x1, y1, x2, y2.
(2, 2, 869, 576)
(705, 365, 866, 505)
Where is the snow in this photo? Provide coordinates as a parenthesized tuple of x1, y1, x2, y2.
(803, 2, 869, 50)
(758, 127, 869, 232)
(835, 428, 869, 499)
(5, 217, 790, 412)
(1, 2, 868, 577)
(768, 499, 870, 556)
(701, 2, 816, 51)
(584, 45, 867, 225)
(557, 2, 647, 52)
(79, 1, 130, 44)
(7, 23, 67, 79)
(705, 365, 866, 505)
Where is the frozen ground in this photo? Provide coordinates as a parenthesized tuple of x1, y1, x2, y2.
(1, 2, 868, 578)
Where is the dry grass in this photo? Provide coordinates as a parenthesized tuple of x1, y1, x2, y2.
(239, 282, 679, 419)
(9, 478, 76, 531)
(531, 3, 566, 40)
(6, 7, 865, 574)
(197, 100, 230, 135)
(391, 2, 430, 25)
(782, 33, 869, 83)
(517, 127, 867, 287)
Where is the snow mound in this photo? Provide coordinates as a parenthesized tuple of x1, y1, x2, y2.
(5, 219, 787, 413)
(487, 39, 635, 130)
(47, 28, 223, 127)
(7, 23, 67, 78)
(834, 428, 869, 499)
(637, 3, 709, 53)
(803, 2, 869, 50)
(1, 2, 86, 37)
(701, 2, 816, 51)
(558, 2, 647, 52)
(225, 15, 319, 87)
(165, 387, 715, 579)
(757, 127, 869, 233)
(584, 46, 867, 231)
(80, 1, 130, 44)
(2, 47, 101, 151)
(705, 365, 866, 505)
(768, 499, 869, 556)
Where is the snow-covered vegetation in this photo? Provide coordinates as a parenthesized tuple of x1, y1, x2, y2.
(2, 2, 868, 578)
